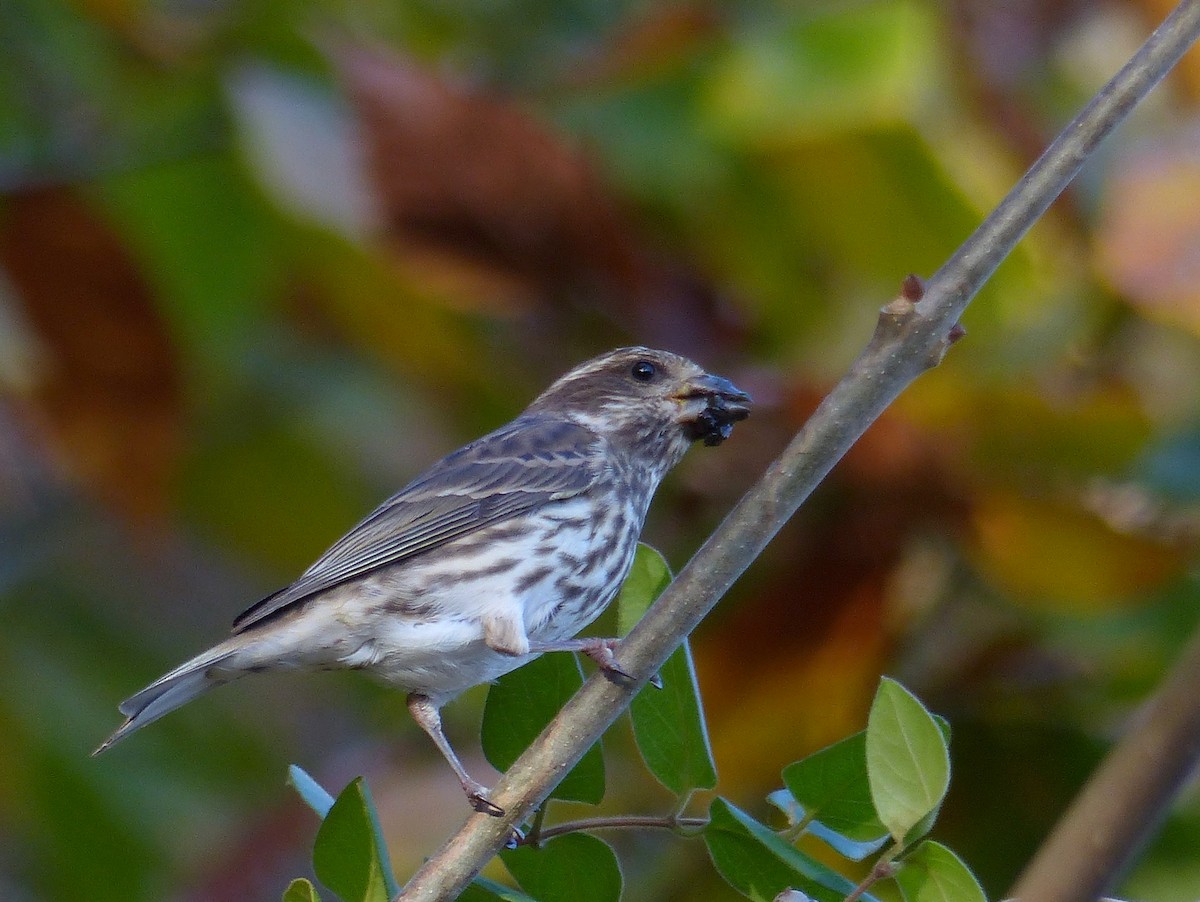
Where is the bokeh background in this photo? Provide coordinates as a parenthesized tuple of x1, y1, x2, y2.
(4, 0, 1200, 899)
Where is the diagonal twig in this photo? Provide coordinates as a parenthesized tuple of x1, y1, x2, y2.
(396, 2, 1200, 898)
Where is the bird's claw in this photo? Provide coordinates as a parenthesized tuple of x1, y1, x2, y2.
(581, 640, 636, 685)
(465, 782, 505, 817)
(581, 639, 663, 688)
(504, 825, 526, 849)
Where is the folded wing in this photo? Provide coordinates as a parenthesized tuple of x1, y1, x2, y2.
(231, 417, 603, 632)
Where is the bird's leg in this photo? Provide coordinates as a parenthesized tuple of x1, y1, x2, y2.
(406, 693, 504, 817)
(487, 617, 664, 687)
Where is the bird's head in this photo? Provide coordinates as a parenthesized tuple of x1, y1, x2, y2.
(526, 347, 752, 467)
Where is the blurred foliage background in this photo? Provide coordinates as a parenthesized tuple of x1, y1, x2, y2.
(3, 0, 1200, 899)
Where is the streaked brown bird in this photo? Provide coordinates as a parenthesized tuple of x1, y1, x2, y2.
(95, 347, 750, 814)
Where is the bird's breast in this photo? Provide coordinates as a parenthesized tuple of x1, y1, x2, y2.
(520, 493, 644, 641)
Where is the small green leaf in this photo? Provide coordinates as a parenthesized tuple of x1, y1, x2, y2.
(313, 778, 398, 902)
(616, 542, 673, 634)
(704, 798, 876, 902)
(782, 731, 889, 844)
(482, 653, 605, 803)
(289, 764, 336, 818)
(619, 544, 718, 794)
(895, 841, 987, 902)
(501, 833, 622, 902)
(283, 878, 322, 902)
(866, 678, 950, 842)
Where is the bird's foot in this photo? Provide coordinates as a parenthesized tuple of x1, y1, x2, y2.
(579, 638, 663, 688)
(578, 638, 634, 683)
(464, 781, 505, 817)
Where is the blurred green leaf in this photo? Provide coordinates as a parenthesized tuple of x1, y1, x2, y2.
(704, 798, 870, 902)
(312, 777, 398, 902)
(617, 544, 717, 794)
(288, 764, 336, 818)
(501, 833, 621, 902)
(181, 420, 373, 574)
(284, 878, 323, 902)
(895, 841, 987, 902)
(482, 653, 605, 804)
(866, 679, 950, 843)
(97, 155, 283, 354)
(705, 0, 936, 144)
(782, 731, 889, 845)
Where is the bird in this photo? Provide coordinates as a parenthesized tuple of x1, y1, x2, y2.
(94, 347, 751, 815)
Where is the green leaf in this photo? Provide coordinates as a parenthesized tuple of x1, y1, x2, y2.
(703, 798, 874, 902)
(616, 542, 673, 635)
(866, 678, 950, 842)
(459, 875, 539, 902)
(288, 764, 336, 818)
(482, 653, 605, 803)
(312, 778, 398, 902)
(782, 731, 889, 845)
(618, 544, 718, 794)
(631, 642, 719, 793)
(98, 154, 281, 352)
(895, 841, 987, 902)
(705, 0, 936, 143)
(283, 878, 322, 902)
(501, 833, 622, 902)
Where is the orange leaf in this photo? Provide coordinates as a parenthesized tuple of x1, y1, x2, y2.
(0, 189, 183, 526)
(970, 491, 1185, 611)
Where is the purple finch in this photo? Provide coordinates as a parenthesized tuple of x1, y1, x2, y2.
(96, 347, 750, 815)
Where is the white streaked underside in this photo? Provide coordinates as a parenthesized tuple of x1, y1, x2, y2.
(216, 492, 643, 705)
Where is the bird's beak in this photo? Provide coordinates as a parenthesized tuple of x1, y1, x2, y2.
(674, 372, 753, 446)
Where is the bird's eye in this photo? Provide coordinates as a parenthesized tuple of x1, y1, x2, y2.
(631, 360, 657, 382)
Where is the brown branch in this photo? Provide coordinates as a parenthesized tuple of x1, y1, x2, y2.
(395, 2, 1200, 898)
(1010, 626, 1200, 900)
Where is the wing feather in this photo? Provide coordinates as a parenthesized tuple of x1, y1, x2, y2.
(231, 417, 602, 632)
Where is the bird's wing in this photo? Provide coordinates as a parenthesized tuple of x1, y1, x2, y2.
(231, 417, 604, 632)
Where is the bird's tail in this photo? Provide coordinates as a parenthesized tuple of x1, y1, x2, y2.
(92, 643, 243, 756)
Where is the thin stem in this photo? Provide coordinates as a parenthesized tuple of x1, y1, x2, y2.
(395, 3, 1200, 899)
(516, 814, 709, 846)
(525, 805, 548, 849)
(668, 789, 697, 821)
(781, 810, 818, 843)
(843, 857, 897, 902)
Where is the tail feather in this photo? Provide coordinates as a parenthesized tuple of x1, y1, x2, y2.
(93, 646, 240, 756)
